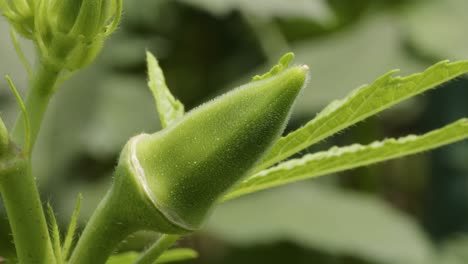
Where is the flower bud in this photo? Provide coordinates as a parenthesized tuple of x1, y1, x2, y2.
(0, 0, 36, 38)
(113, 63, 308, 233)
(35, 0, 122, 71)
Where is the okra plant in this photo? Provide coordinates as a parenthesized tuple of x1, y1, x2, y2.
(0, 1, 468, 264)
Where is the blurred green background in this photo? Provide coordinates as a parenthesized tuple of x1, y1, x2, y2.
(1, 0, 468, 263)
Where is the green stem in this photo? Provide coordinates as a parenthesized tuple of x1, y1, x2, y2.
(12, 63, 60, 150)
(0, 62, 60, 263)
(0, 159, 56, 264)
(68, 191, 137, 264)
(134, 235, 180, 264)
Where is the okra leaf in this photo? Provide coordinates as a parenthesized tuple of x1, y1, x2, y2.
(0, 116, 8, 156)
(146, 51, 185, 128)
(106, 249, 198, 264)
(226, 118, 468, 200)
(106, 252, 138, 264)
(154, 249, 198, 263)
(256, 60, 468, 171)
(252, 52, 294, 81)
(62, 194, 82, 261)
(46, 204, 63, 264)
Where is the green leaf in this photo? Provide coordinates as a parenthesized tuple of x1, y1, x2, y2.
(277, 15, 427, 111)
(106, 252, 139, 264)
(146, 51, 184, 128)
(155, 249, 198, 263)
(5, 75, 30, 155)
(62, 194, 82, 261)
(46, 204, 63, 264)
(133, 235, 180, 264)
(252, 52, 295, 81)
(210, 184, 432, 264)
(106, 249, 198, 264)
(0, 116, 8, 156)
(226, 118, 468, 200)
(256, 60, 468, 171)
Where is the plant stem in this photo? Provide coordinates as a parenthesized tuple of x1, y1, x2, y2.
(12, 63, 60, 150)
(68, 191, 137, 264)
(0, 62, 60, 263)
(134, 235, 181, 264)
(0, 159, 56, 264)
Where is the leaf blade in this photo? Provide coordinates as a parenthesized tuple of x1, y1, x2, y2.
(146, 51, 184, 128)
(0, 116, 8, 156)
(256, 60, 468, 171)
(46, 204, 62, 264)
(226, 118, 468, 200)
(155, 249, 198, 263)
(62, 194, 82, 261)
(105, 249, 198, 264)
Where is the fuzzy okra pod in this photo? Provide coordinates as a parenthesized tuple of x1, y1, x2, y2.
(129, 65, 308, 231)
(70, 55, 309, 264)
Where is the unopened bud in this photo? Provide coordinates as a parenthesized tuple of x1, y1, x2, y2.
(0, 0, 36, 38)
(35, 0, 122, 71)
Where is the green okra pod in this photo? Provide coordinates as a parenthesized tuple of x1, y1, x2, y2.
(131, 65, 308, 231)
(70, 54, 308, 264)
(117, 59, 308, 232)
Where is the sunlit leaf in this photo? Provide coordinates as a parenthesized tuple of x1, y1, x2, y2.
(252, 53, 294, 81)
(106, 249, 198, 264)
(0, 116, 8, 155)
(155, 248, 198, 263)
(106, 252, 138, 264)
(227, 119, 468, 200)
(46, 204, 63, 264)
(256, 60, 468, 171)
(62, 194, 82, 261)
(147, 51, 184, 128)
(284, 15, 427, 111)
